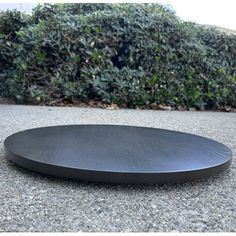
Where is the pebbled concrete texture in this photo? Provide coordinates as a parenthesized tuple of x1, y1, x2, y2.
(0, 104, 235, 232)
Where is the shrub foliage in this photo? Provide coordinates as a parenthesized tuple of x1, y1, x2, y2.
(0, 4, 236, 109)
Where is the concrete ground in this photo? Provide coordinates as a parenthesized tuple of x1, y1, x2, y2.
(0, 105, 235, 232)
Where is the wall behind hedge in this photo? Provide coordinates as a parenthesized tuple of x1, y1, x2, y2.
(0, 3, 236, 109)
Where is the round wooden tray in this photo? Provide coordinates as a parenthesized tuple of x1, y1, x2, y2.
(4, 125, 232, 184)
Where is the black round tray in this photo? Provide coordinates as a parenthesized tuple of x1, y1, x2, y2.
(4, 125, 232, 184)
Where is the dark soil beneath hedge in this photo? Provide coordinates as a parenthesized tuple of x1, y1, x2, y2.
(0, 96, 235, 112)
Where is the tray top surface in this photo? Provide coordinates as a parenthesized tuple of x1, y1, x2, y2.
(4, 125, 232, 174)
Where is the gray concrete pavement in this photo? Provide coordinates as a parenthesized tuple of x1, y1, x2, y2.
(0, 105, 235, 232)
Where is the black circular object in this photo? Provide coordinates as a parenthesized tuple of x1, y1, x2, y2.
(4, 125, 232, 184)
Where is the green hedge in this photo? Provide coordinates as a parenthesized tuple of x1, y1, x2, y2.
(0, 3, 236, 109)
